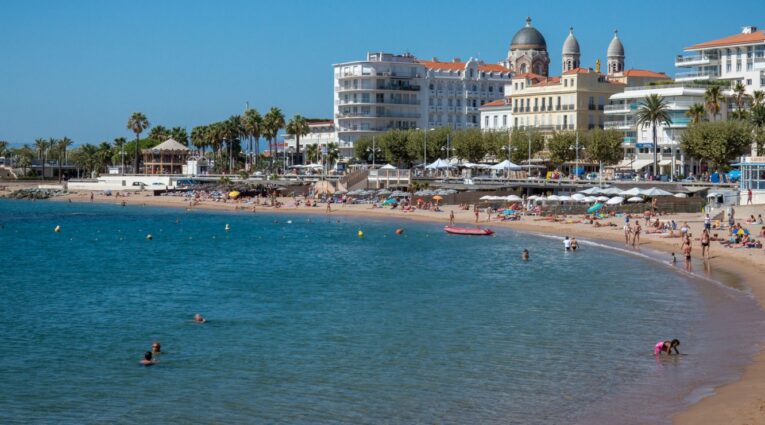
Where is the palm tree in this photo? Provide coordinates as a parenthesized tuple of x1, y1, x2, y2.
(733, 81, 748, 114)
(149, 125, 170, 143)
(34, 138, 51, 180)
(127, 112, 150, 174)
(57, 137, 74, 182)
(0, 140, 9, 159)
(635, 94, 672, 177)
(261, 107, 285, 172)
(241, 108, 262, 171)
(170, 127, 188, 145)
(286, 115, 310, 165)
(704, 86, 724, 121)
(190, 125, 208, 155)
(224, 115, 243, 173)
(305, 144, 319, 165)
(324, 143, 340, 170)
(686, 103, 706, 124)
(113, 137, 127, 173)
(752, 90, 764, 107)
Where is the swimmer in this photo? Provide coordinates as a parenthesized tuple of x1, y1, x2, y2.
(654, 339, 680, 356)
(140, 351, 156, 366)
(671, 252, 677, 264)
(151, 341, 161, 355)
(522, 249, 529, 261)
(193, 313, 206, 323)
(570, 237, 578, 251)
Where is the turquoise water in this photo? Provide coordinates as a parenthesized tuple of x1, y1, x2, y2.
(0, 199, 761, 424)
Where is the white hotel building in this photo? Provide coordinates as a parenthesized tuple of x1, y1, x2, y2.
(333, 52, 511, 144)
(675, 25, 765, 92)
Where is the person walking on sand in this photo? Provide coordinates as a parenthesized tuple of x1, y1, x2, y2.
(326, 198, 332, 214)
(473, 204, 479, 223)
(632, 222, 641, 247)
(682, 237, 692, 270)
(747, 187, 753, 205)
(701, 228, 710, 259)
(449, 210, 455, 226)
(624, 222, 632, 244)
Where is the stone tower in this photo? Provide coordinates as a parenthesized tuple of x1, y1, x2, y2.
(607, 30, 625, 75)
(561, 27, 581, 72)
(507, 17, 550, 76)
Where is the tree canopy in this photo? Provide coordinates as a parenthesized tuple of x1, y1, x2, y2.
(680, 120, 753, 169)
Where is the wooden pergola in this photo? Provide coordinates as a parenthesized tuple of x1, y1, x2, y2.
(142, 139, 190, 175)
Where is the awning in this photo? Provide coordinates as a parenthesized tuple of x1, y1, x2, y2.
(629, 159, 653, 170)
(658, 159, 680, 166)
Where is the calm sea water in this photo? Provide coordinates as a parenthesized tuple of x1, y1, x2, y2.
(0, 199, 762, 424)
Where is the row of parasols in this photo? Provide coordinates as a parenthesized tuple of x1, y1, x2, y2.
(480, 186, 684, 206)
(345, 188, 458, 198)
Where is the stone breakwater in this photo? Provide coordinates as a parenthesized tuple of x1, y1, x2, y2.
(2, 188, 67, 200)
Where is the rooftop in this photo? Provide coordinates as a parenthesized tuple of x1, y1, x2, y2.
(417, 59, 510, 73)
(686, 28, 765, 50)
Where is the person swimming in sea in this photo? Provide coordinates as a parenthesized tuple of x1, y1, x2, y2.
(193, 313, 206, 323)
(654, 339, 680, 356)
(140, 351, 156, 366)
(522, 249, 529, 261)
(151, 341, 161, 356)
(570, 237, 578, 251)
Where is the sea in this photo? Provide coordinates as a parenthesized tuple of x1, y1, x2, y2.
(0, 199, 763, 425)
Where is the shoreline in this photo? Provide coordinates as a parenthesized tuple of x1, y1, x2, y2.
(47, 191, 765, 424)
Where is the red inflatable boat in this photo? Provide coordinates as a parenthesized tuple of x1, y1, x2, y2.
(444, 226, 494, 236)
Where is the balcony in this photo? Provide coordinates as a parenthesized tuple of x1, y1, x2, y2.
(335, 99, 421, 106)
(674, 54, 719, 67)
(604, 118, 636, 129)
(604, 103, 638, 113)
(335, 111, 422, 119)
(675, 70, 720, 81)
(623, 136, 636, 144)
(754, 56, 765, 70)
(668, 117, 691, 127)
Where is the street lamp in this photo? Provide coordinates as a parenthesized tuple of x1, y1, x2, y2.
(366, 136, 381, 168)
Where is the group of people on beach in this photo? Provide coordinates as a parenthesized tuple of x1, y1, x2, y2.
(140, 313, 206, 366)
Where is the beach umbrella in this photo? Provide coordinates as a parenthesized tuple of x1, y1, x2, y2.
(557, 195, 573, 202)
(583, 196, 597, 203)
(480, 195, 493, 200)
(415, 189, 435, 196)
(377, 189, 392, 195)
(619, 188, 643, 197)
(601, 187, 624, 195)
(606, 196, 624, 205)
(390, 190, 410, 198)
(527, 195, 540, 200)
(490, 159, 522, 171)
(673, 193, 688, 198)
(379, 163, 396, 170)
(382, 198, 397, 205)
(640, 187, 673, 197)
(706, 192, 720, 198)
(432, 195, 444, 201)
(587, 202, 604, 213)
(505, 194, 523, 202)
(571, 193, 585, 201)
(547, 195, 561, 201)
(435, 189, 457, 195)
(579, 187, 600, 195)
(595, 195, 609, 201)
(627, 196, 644, 203)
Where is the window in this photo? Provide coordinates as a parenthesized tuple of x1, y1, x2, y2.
(489, 86, 494, 92)
(361, 93, 370, 103)
(514, 83, 518, 90)
(736, 62, 742, 72)
(747, 79, 752, 86)
(514, 117, 518, 128)
(469, 69, 474, 78)
(493, 116, 498, 127)
(564, 79, 568, 87)
(502, 115, 507, 127)
(726, 63, 732, 73)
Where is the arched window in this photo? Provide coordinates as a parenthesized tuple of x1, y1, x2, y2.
(567, 60, 572, 69)
(520, 63, 527, 73)
(469, 69, 474, 78)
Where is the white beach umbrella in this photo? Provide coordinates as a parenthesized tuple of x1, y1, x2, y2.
(706, 192, 721, 198)
(490, 159, 522, 171)
(606, 196, 624, 205)
(480, 195, 493, 200)
(505, 194, 523, 202)
(379, 163, 396, 170)
(627, 196, 645, 203)
(601, 187, 625, 195)
(583, 196, 598, 203)
(673, 193, 688, 198)
(579, 187, 604, 195)
(547, 195, 561, 201)
(619, 188, 643, 197)
(595, 195, 610, 201)
(571, 193, 586, 201)
(557, 195, 573, 202)
(640, 187, 673, 197)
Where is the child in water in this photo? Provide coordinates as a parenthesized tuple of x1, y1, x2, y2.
(140, 351, 156, 366)
(654, 339, 680, 355)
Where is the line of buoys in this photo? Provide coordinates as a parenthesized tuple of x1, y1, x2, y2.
(54, 225, 61, 233)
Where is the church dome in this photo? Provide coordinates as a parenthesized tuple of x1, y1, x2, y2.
(562, 27, 580, 55)
(607, 30, 625, 57)
(511, 17, 547, 50)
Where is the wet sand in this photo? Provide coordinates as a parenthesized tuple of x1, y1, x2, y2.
(55, 190, 765, 424)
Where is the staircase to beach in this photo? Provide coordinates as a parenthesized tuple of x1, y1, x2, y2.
(339, 169, 369, 192)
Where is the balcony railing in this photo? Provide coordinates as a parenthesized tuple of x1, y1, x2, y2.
(604, 118, 636, 129)
(335, 100, 420, 106)
(675, 54, 719, 65)
(675, 70, 720, 79)
(605, 103, 638, 112)
(336, 112, 422, 119)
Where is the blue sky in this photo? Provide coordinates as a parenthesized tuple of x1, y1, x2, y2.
(1, 0, 763, 146)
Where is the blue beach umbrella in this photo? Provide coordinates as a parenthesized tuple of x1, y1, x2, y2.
(587, 203, 604, 213)
(382, 198, 397, 205)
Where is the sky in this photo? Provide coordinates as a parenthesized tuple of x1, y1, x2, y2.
(1, 0, 764, 147)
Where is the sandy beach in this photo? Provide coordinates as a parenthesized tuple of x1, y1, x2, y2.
(49, 189, 765, 424)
